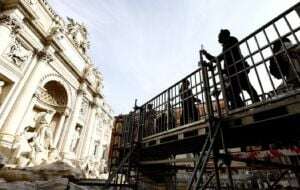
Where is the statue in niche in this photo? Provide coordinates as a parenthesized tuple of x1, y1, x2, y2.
(70, 125, 81, 152)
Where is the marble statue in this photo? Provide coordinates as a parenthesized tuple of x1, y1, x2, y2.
(0, 0, 113, 177)
(11, 126, 35, 167)
(11, 111, 60, 167)
(70, 125, 81, 152)
(32, 112, 55, 165)
(66, 17, 90, 53)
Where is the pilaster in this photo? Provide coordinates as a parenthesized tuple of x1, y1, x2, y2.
(78, 97, 99, 159)
(59, 83, 85, 158)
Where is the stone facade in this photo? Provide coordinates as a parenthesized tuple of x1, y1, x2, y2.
(0, 0, 113, 179)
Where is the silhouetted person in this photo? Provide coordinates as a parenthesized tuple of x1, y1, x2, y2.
(201, 29, 260, 109)
(156, 103, 176, 132)
(144, 104, 156, 136)
(179, 79, 201, 125)
(166, 103, 176, 129)
(269, 37, 300, 87)
(156, 110, 166, 133)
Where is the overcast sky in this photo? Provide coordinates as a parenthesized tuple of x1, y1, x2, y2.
(50, 0, 299, 115)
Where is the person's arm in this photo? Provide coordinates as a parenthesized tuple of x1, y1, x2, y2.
(201, 50, 224, 62)
(190, 90, 201, 103)
(201, 49, 215, 61)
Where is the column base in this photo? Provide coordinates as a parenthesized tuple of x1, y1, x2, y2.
(0, 132, 15, 156)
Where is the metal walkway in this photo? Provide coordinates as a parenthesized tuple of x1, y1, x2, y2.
(77, 2, 300, 190)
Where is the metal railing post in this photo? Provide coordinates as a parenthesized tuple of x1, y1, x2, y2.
(296, 4, 300, 17)
(200, 51, 214, 119)
(167, 89, 171, 131)
(214, 58, 229, 115)
(200, 50, 221, 190)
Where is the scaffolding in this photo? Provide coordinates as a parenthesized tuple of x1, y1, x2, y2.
(103, 2, 300, 190)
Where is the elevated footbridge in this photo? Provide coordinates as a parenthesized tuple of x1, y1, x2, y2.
(77, 2, 300, 190)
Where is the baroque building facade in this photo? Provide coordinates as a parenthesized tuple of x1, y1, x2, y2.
(0, 0, 113, 178)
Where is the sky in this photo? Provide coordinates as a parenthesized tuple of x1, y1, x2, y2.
(50, 0, 299, 115)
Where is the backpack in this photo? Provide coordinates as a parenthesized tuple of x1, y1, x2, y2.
(269, 57, 289, 79)
(269, 39, 292, 79)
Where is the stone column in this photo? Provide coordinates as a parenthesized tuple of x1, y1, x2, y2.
(0, 50, 53, 148)
(15, 96, 37, 135)
(59, 83, 85, 156)
(0, 12, 24, 128)
(54, 108, 70, 147)
(74, 107, 91, 159)
(78, 98, 99, 159)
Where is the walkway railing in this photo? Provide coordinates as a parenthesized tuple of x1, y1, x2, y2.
(135, 2, 300, 139)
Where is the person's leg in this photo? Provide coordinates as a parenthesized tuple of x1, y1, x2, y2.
(243, 83, 260, 103)
(187, 102, 194, 123)
(230, 79, 244, 108)
(180, 103, 184, 125)
(240, 74, 260, 103)
(182, 103, 189, 125)
(192, 104, 199, 122)
(233, 89, 244, 108)
(286, 58, 300, 87)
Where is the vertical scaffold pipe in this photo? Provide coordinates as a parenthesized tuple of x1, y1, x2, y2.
(200, 48, 221, 190)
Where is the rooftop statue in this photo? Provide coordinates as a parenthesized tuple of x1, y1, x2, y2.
(66, 17, 90, 54)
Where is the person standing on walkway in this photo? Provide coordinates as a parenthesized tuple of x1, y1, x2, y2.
(180, 79, 201, 125)
(201, 29, 260, 109)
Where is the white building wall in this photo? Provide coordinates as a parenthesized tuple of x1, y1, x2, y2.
(0, 0, 113, 179)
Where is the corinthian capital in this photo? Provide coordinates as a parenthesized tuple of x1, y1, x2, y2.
(0, 15, 21, 34)
(37, 50, 53, 63)
(77, 83, 87, 95)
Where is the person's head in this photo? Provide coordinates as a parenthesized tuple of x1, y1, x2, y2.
(272, 37, 291, 52)
(182, 79, 190, 87)
(147, 104, 153, 110)
(218, 29, 230, 44)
